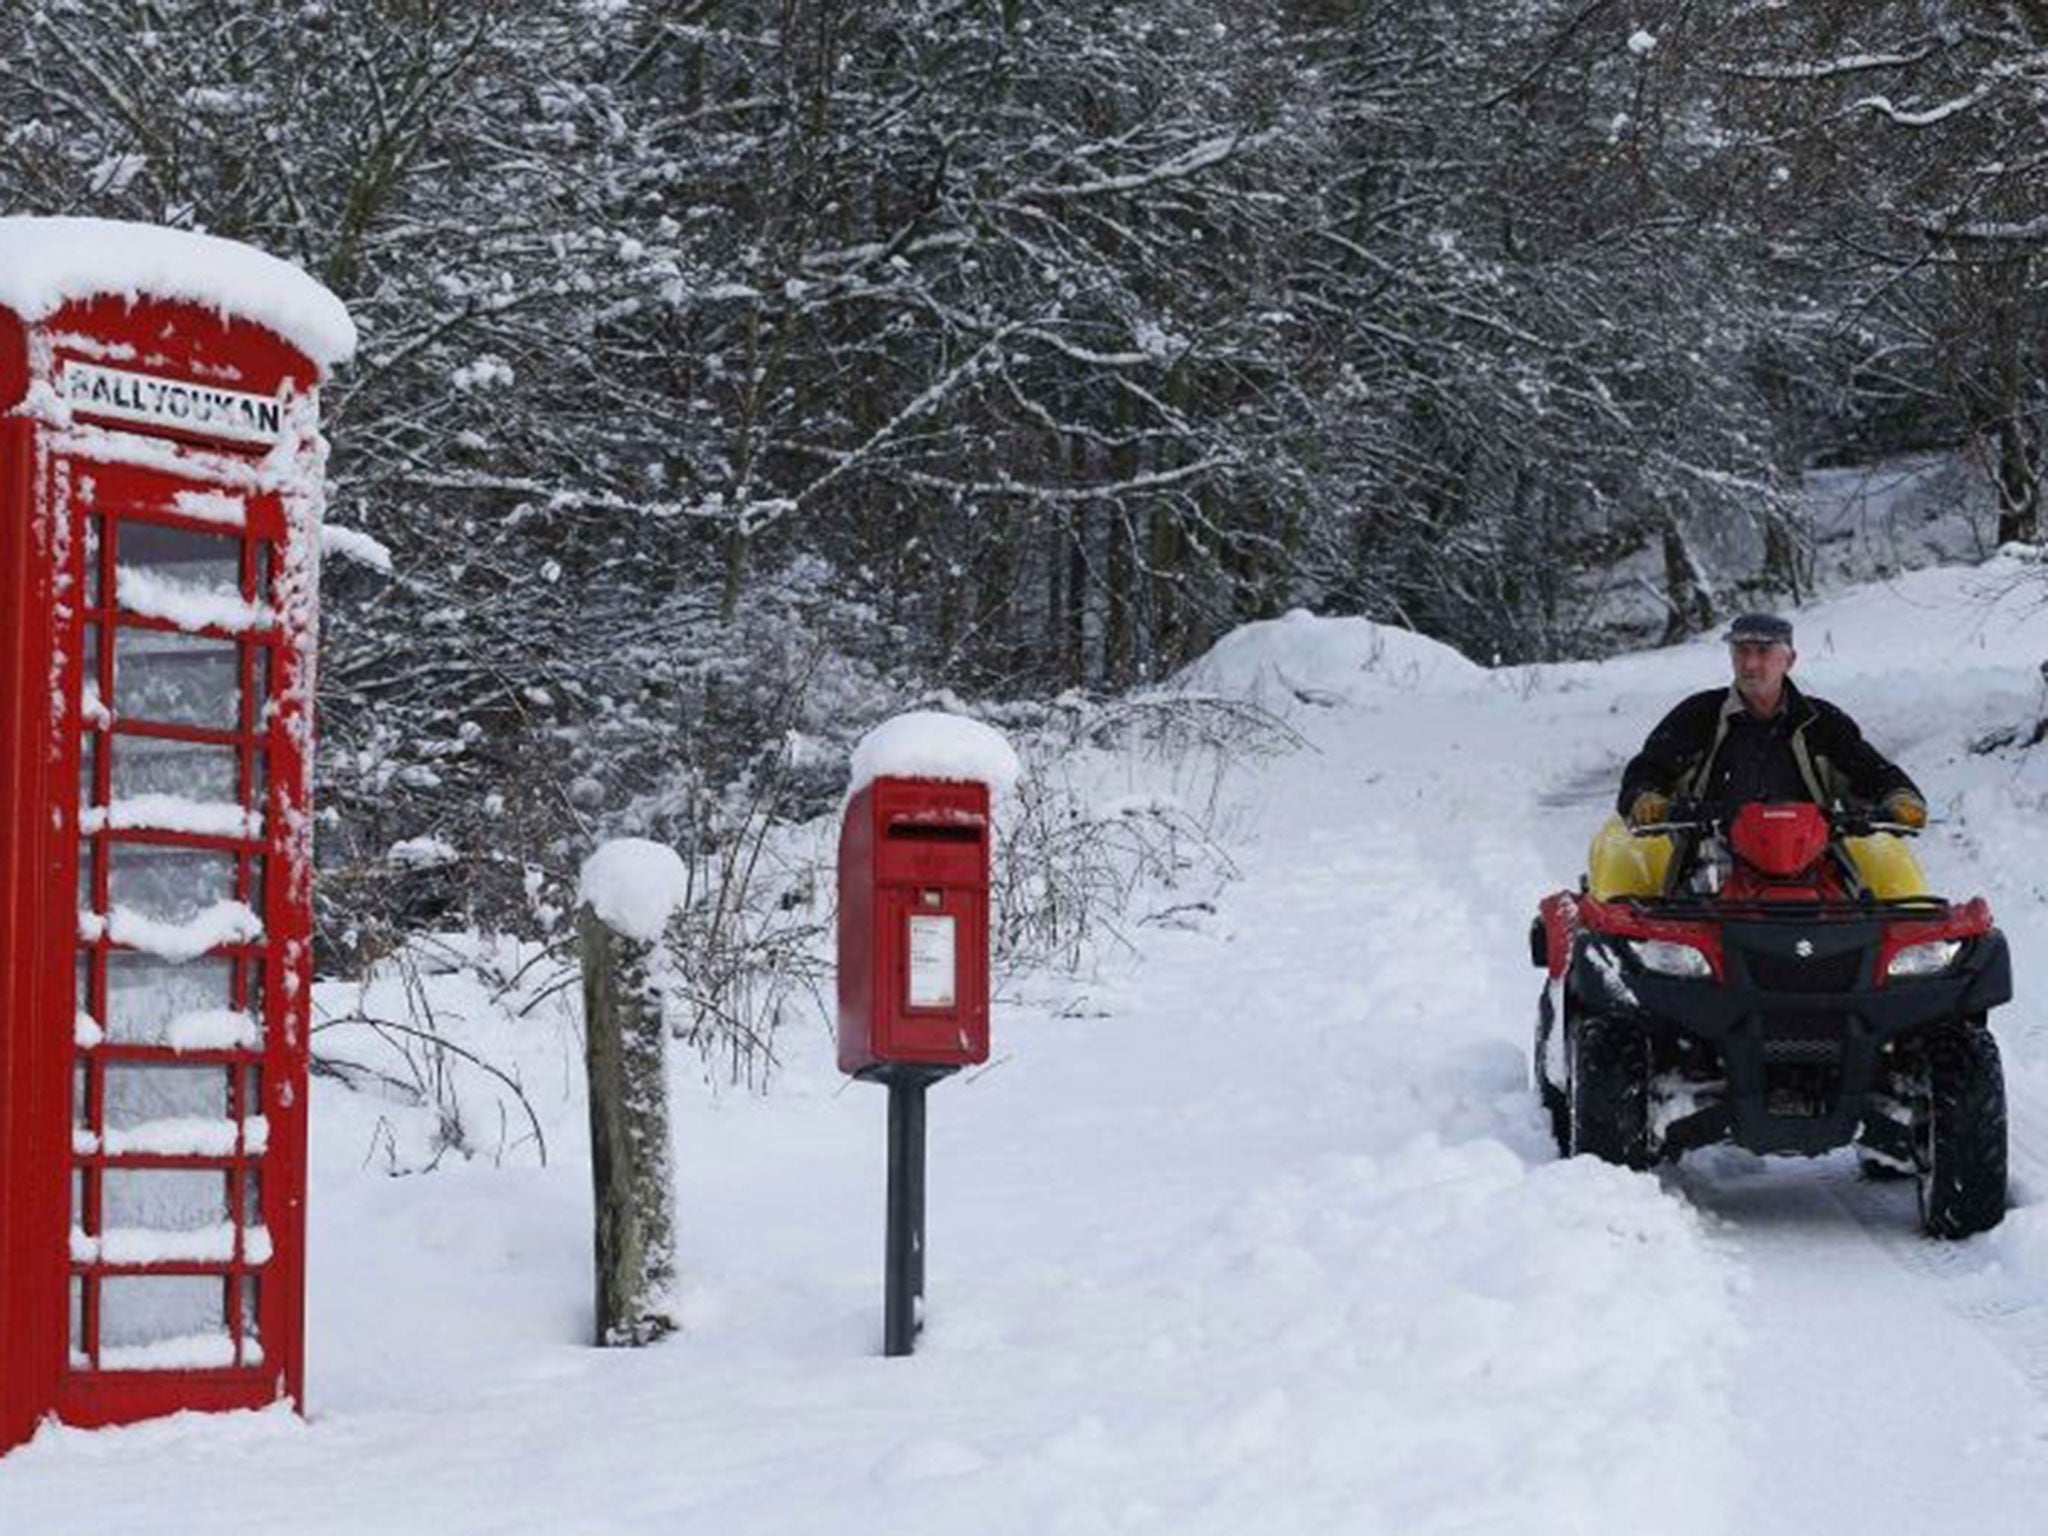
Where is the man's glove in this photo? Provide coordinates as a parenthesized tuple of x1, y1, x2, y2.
(1882, 790, 1928, 829)
(1626, 791, 1672, 828)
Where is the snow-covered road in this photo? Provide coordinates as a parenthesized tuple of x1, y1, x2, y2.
(9, 559, 2048, 1535)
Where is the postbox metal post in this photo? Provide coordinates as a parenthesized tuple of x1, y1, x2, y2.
(881, 1063, 953, 1356)
(883, 1070, 922, 1357)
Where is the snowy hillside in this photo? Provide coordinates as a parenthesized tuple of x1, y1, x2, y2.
(9, 556, 2048, 1535)
(1588, 451, 2007, 644)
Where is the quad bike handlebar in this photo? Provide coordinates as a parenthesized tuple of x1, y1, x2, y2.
(1629, 798, 1923, 840)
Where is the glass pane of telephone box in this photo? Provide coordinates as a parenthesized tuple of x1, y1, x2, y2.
(104, 953, 236, 1044)
(77, 735, 100, 814)
(109, 844, 237, 926)
(103, 1064, 229, 1133)
(112, 629, 239, 729)
(103, 1168, 230, 1235)
(82, 516, 102, 606)
(76, 840, 99, 917)
(80, 623, 104, 721)
(112, 735, 241, 804)
(116, 523, 242, 598)
(98, 1276, 233, 1367)
(238, 1277, 263, 1365)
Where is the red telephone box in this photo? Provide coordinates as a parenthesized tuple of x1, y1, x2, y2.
(0, 218, 352, 1452)
(838, 776, 992, 1076)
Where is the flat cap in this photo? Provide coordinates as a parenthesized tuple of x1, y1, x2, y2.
(1722, 612, 1793, 645)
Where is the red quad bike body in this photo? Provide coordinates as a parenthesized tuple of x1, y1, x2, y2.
(1528, 801, 2012, 1238)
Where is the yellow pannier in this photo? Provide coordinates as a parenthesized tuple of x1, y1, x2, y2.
(1839, 832, 1929, 899)
(1586, 814, 1673, 899)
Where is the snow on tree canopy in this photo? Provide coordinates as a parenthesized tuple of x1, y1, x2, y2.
(0, 216, 357, 372)
(1178, 608, 1484, 704)
(847, 711, 1022, 800)
(578, 838, 690, 942)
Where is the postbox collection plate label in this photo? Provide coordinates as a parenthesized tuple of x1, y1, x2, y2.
(906, 915, 957, 1009)
(59, 360, 287, 446)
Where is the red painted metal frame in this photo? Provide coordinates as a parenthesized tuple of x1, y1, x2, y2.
(1, 295, 322, 1453)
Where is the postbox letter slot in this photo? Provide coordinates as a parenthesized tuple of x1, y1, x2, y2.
(884, 823, 981, 844)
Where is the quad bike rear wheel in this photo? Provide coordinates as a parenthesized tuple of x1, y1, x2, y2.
(1569, 1014, 1651, 1170)
(1919, 1023, 2007, 1240)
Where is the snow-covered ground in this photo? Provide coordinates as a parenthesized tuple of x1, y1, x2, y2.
(11, 556, 2048, 1535)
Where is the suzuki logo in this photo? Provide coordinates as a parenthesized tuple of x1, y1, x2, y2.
(1795, 939, 1815, 958)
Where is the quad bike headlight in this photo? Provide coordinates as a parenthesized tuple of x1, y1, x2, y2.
(1887, 939, 1962, 978)
(1629, 938, 1713, 978)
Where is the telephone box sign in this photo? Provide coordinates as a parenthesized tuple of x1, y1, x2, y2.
(0, 216, 354, 1456)
(59, 360, 288, 446)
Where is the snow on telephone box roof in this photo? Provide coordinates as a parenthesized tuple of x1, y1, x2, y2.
(848, 711, 1022, 802)
(0, 216, 357, 372)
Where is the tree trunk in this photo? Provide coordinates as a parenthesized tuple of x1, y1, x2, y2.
(579, 905, 678, 1347)
(1066, 504, 1089, 687)
(1995, 413, 2041, 547)
(1104, 508, 1131, 686)
(1659, 519, 1714, 645)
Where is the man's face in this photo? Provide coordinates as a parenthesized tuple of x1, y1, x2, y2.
(1730, 639, 1795, 707)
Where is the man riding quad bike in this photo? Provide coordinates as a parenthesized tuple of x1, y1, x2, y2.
(1532, 613, 2011, 1238)
(1529, 795, 2012, 1238)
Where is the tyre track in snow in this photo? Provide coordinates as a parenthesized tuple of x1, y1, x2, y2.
(1821, 1074, 2048, 1403)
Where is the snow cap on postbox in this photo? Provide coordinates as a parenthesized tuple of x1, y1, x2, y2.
(847, 711, 1021, 803)
(0, 216, 357, 373)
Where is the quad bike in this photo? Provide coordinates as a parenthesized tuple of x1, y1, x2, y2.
(1530, 799, 2012, 1238)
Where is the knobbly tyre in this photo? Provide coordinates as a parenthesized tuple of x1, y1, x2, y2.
(1529, 799, 2013, 1238)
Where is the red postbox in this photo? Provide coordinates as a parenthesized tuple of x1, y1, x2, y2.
(837, 776, 992, 1076)
(0, 217, 352, 1452)
(838, 746, 1007, 1358)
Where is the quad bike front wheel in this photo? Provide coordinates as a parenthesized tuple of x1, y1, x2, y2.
(1533, 987, 1570, 1156)
(1569, 1014, 1651, 1170)
(1919, 1023, 2007, 1240)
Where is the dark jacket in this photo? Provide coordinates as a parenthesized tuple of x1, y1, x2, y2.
(1616, 681, 1920, 817)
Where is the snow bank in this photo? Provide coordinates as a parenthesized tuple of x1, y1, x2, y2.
(0, 216, 357, 370)
(848, 711, 1021, 800)
(1179, 607, 1484, 705)
(578, 838, 689, 941)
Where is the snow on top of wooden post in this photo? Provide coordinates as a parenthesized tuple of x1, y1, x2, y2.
(0, 216, 357, 372)
(579, 838, 690, 943)
(848, 711, 1021, 800)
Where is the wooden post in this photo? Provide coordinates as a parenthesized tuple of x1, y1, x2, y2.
(579, 902, 678, 1347)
